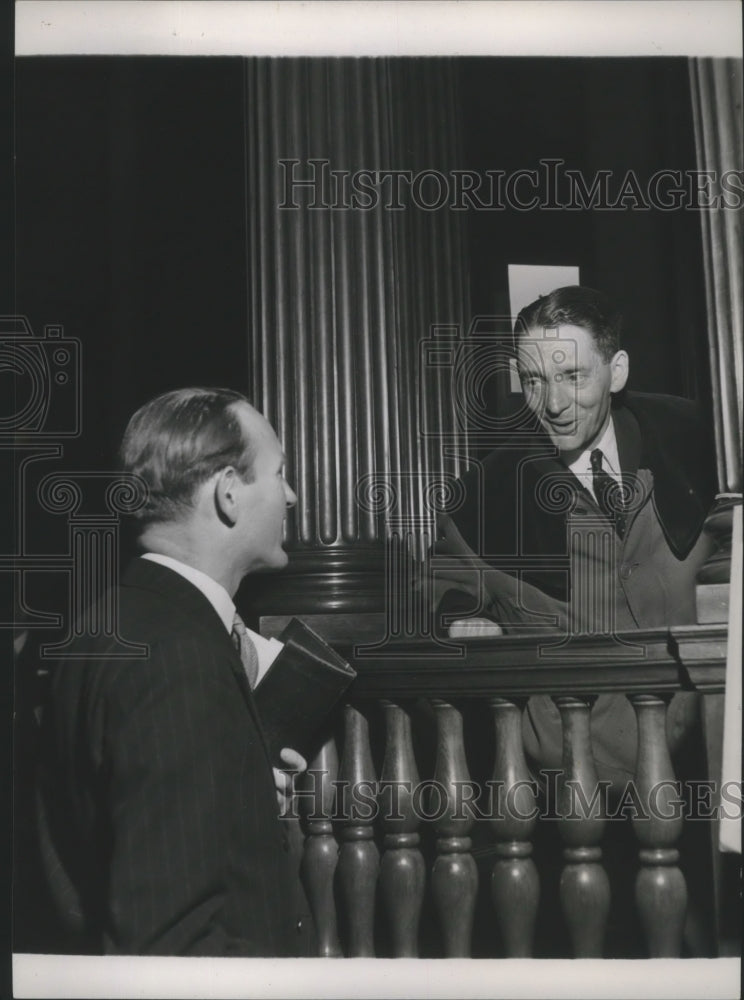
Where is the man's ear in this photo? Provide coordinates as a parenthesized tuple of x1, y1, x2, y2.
(610, 350, 629, 393)
(214, 467, 241, 526)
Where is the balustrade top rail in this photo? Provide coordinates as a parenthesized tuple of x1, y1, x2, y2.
(261, 616, 728, 699)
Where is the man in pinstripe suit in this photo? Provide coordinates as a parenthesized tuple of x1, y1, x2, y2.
(35, 387, 306, 955)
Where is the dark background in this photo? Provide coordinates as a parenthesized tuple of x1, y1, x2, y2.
(462, 58, 708, 403)
(12, 56, 710, 475)
(13, 58, 250, 472)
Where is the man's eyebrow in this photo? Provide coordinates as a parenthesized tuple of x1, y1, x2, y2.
(519, 361, 589, 378)
(517, 363, 544, 378)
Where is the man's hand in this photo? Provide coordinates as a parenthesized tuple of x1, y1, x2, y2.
(273, 747, 307, 808)
(448, 617, 504, 638)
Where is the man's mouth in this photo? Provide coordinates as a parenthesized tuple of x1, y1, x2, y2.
(545, 420, 577, 434)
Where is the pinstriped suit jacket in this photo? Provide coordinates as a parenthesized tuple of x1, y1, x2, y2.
(36, 557, 296, 955)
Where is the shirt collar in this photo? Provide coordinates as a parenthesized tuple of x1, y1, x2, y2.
(566, 416, 621, 482)
(141, 552, 235, 633)
(140, 552, 283, 681)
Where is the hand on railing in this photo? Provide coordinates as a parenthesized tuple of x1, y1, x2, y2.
(448, 617, 504, 638)
(432, 514, 570, 633)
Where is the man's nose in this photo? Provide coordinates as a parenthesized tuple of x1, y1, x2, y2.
(284, 480, 298, 508)
(544, 376, 572, 416)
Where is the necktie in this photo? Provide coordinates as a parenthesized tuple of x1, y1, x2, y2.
(590, 448, 626, 538)
(231, 612, 259, 689)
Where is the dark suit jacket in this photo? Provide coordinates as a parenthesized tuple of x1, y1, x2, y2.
(36, 558, 296, 956)
(430, 392, 717, 790)
(437, 391, 717, 618)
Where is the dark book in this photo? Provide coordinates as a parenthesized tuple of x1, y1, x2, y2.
(254, 617, 357, 762)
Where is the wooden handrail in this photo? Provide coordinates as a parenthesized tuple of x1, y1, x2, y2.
(331, 625, 727, 699)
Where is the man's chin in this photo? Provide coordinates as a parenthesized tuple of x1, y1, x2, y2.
(267, 548, 290, 570)
(545, 430, 582, 454)
(248, 549, 289, 574)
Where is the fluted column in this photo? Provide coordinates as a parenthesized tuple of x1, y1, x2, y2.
(299, 737, 342, 957)
(628, 693, 687, 957)
(336, 704, 379, 956)
(378, 701, 425, 957)
(430, 700, 478, 957)
(242, 58, 469, 616)
(553, 695, 610, 957)
(689, 58, 742, 494)
(489, 697, 539, 957)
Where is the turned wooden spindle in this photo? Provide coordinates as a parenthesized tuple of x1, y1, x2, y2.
(430, 700, 478, 957)
(553, 695, 610, 957)
(299, 736, 342, 957)
(336, 704, 380, 956)
(489, 697, 540, 957)
(628, 693, 687, 957)
(378, 700, 425, 957)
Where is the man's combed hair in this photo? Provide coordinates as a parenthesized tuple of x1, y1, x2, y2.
(120, 387, 254, 524)
(514, 285, 623, 362)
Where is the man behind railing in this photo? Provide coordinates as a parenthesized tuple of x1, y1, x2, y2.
(430, 285, 718, 793)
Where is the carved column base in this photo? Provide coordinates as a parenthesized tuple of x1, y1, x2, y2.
(238, 546, 387, 617)
(337, 829, 380, 957)
(560, 845, 611, 957)
(635, 848, 688, 957)
(491, 843, 539, 957)
(300, 819, 342, 957)
(379, 833, 425, 957)
(432, 837, 478, 957)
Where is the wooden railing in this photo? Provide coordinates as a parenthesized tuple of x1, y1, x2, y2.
(261, 618, 730, 959)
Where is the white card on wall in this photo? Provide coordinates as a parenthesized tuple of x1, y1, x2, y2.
(507, 264, 580, 392)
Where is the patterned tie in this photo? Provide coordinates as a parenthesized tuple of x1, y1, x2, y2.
(590, 448, 626, 538)
(231, 612, 259, 689)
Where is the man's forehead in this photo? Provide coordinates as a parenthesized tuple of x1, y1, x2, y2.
(517, 337, 579, 367)
(518, 324, 599, 365)
(233, 401, 281, 446)
(234, 400, 268, 430)
(522, 321, 589, 343)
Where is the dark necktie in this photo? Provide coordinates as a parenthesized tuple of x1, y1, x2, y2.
(231, 612, 259, 689)
(590, 448, 626, 538)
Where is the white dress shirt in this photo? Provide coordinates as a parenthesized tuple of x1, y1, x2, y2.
(564, 417, 622, 502)
(141, 552, 281, 683)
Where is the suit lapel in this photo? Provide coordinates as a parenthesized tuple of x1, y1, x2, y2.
(223, 654, 275, 766)
(613, 401, 642, 478)
(610, 404, 649, 536)
(122, 559, 275, 765)
(617, 394, 709, 556)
